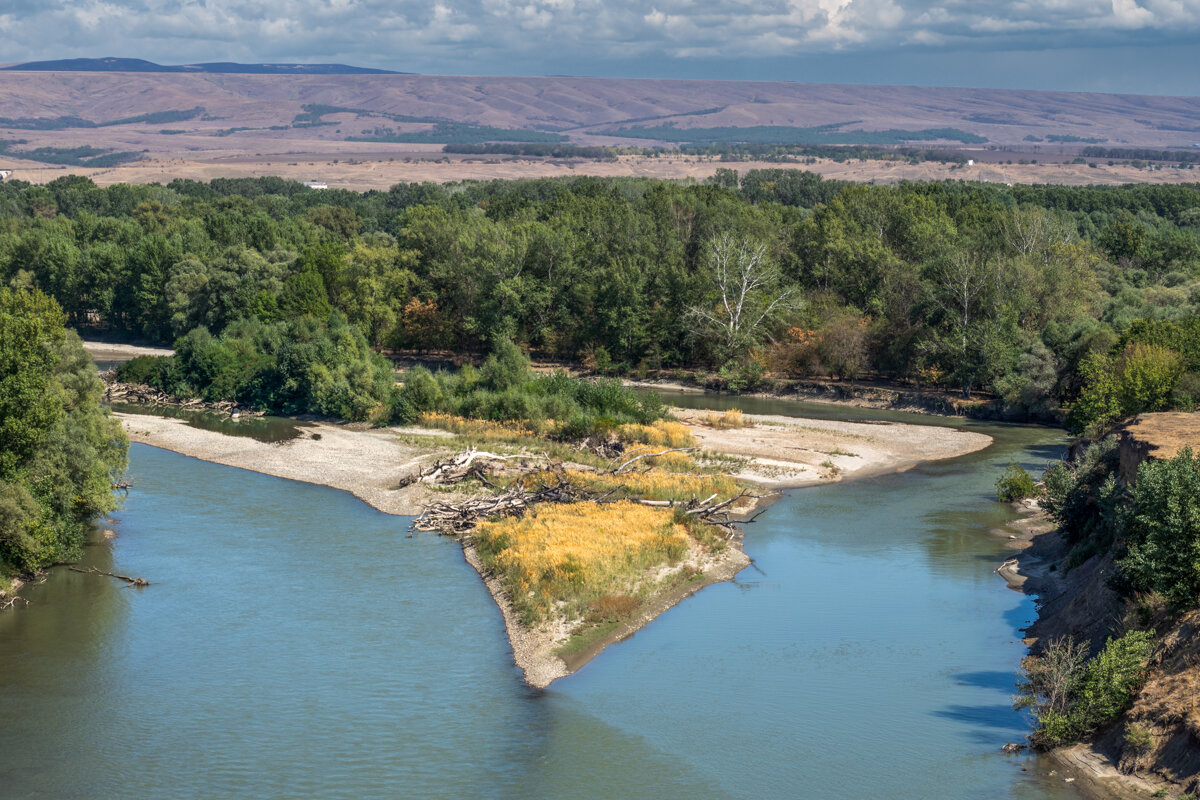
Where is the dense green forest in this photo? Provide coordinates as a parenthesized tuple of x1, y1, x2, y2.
(0, 288, 128, 588)
(1, 171, 1198, 427)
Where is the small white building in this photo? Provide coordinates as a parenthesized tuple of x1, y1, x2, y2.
(966, 159, 975, 166)
(0, 170, 11, 181)
(305, 181, 328, 190)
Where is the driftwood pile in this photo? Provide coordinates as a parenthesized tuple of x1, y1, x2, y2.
(1, 593, 30, 610)
(396, 448, 543, 488)
(578, 434, 624, 459)
(410, 446, 763, 539)
(412, 476, 587, 534)
(634, 489, 767, 538)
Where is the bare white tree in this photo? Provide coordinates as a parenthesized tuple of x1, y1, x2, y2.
(928, 251, 1013, 399)
(1001, 206, 1075, 263)
(688, 234, 799, 359)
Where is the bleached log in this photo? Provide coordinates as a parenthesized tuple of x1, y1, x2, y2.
(611, 447, 699, 474)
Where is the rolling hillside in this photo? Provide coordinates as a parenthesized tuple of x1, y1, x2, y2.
(0, 70, 1196, 149)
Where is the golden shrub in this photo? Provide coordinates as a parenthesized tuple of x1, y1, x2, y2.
(706, 409, 747, 429)
(617, 419, 696, 448)
(419, 412, 533, 440)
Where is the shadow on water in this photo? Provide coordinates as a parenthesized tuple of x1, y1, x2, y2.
(109, 402, 308, 443)
(1004, 601, 1038, 634)
(934, 703, 1030, 733)
(954, 670, 1022, 693)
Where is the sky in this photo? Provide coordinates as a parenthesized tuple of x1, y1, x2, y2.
(1, 0, 1198, 95)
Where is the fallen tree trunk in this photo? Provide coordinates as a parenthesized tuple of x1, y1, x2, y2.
(611, 447, 699, 474)
(69, 566, 150, 587)
(0, 594, 30, 610)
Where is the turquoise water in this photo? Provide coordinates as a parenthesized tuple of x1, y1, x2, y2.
(0, 403, 1082, 799)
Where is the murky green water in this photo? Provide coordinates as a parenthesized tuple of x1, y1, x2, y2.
(111, 402, 309, 443)
(0, 399, 1083, 799)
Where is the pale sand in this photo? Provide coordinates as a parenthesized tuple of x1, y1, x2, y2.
(112, 406, 992, 686)
(673, 407, 993, 487)
(82, 341, 175, 363)
(116, 412, 456, 515)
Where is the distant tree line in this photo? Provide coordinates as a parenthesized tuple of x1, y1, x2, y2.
(1081, 147, 1200, 165)
(0, 141, 143, 168)
(602, 123, 988, 146)
(443, 143, 618, 160)
(0, 107, 204, 131)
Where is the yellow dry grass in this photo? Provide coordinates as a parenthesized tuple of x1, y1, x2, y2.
(617, 420, 696, 448)
(557, 467, 742, 502)
(419, 412, 533, 440)
(706, 409, 748, 429)
(472, 500, 690, 624)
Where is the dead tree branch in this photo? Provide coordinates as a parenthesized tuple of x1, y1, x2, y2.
(611, 447, 699, 474)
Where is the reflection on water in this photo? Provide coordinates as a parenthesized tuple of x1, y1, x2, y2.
(0, 396, 1081, 800)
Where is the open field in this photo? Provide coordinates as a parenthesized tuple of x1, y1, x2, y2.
(11, 151, 1199, 191)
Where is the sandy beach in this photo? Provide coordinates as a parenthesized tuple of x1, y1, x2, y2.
(116, 412, 456, 515)
(113, 405, 992, 685)
(673, 407, 993, 487)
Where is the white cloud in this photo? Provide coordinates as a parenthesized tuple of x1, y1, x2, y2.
(1, 0, 1199, 73)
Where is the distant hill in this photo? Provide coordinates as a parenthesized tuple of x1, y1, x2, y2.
(0, 67, 1198, 157)
(1, 57, 402, 75)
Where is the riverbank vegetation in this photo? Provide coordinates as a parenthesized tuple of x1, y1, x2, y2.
(1013, 436, 1200, 792)
(394, 340, 667, 435)
(2, 173, 1198, 427)
(117, 313, 398, 421)
(1016, 629, 1156, 748)
(0, 288, 128, 595)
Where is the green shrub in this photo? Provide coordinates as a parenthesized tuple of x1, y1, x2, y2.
(717, 357, 765, 392)
(1042, 438, 1124, 545)
(398, 343, 668, 440)
(1124, 723, 1154, 756)
(1017, 630, 1155, 748)
(479, 338, 532, 391)
(1119, 447, 1200, 607)
(394, 366, 445, 423)
(119, 313, 397, 422)
(1073, 630, 1156, 729)
(996, 464, 1038, 502)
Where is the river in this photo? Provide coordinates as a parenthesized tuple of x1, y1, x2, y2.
(0, 394, 1084, 799)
